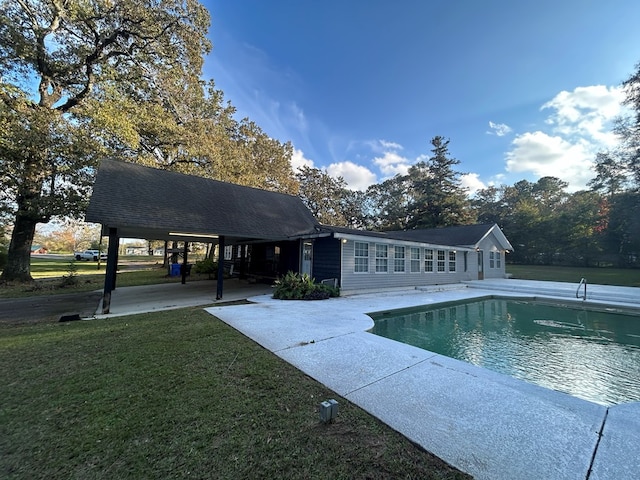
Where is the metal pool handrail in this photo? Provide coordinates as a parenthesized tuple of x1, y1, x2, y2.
(576, 277, 587, 300)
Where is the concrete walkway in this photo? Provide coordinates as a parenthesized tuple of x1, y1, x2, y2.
(204, 282, 640, 480)
(93, 278, 273, 318)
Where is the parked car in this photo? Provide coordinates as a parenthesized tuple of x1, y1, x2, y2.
(74, 250, 107, 261)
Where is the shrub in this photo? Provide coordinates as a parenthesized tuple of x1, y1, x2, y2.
(273, 272, 339, 300)
(194, 258, 218, 279)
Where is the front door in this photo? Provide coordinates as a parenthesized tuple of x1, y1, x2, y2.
(301, 241, 313, 276)
(477, 250, 484, 280)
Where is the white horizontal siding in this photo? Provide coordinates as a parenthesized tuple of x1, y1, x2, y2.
(341, 240, 474, 293)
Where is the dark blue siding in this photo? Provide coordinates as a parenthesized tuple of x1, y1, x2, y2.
(313, 237, 341, 283)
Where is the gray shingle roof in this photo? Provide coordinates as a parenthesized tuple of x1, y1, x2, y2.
(319, 223, 513, 250)
(86, 159, 319, 242)
(387, 224, 503, 246)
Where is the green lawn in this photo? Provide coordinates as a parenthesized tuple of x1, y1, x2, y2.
(0, 309, 468, 480)
(0, 256, 213, 298)
(506, 264, 640, 287)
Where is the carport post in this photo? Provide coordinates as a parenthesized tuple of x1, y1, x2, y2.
(102, 227, 119, 314)
(181, 242, 188, 285)
(216, 236, 225, 299)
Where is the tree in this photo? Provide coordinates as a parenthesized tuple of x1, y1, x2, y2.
(603, 192, 640, 267)
(588, 151, 630, 195)
(618, 62, 640, 187)
(0, 0, 211, 281)
(295, 166, 350, 225)
(85, 79, 298, 194)
(471, 185, 504, 225)
(405, 136, 473, 229)
(365, 175, 413, 231)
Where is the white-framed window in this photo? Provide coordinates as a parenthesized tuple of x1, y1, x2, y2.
(449, 251, 456, 272)
(224, 245, 233, 260)
(410, 247, 421, 273)
(489, 251, 502, 268)
(437, 250, 446, 272)
(375, 244, 388, 273)
(394, 246, 405, 272)
(425, 249, 434, 272)
(354, 242, 369, 273)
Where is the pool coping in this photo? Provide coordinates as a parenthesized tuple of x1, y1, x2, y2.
(205, 281, 640, 480)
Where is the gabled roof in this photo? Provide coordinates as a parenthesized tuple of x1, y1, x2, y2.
(85, 159, 318, 242)
(387, 224, 513, 250)
(319, 223, 513, 251)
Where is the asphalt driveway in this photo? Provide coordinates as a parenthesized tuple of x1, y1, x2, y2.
(0, 290, 102, 325)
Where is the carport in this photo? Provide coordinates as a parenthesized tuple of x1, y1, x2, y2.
(86, 159, 319, 313)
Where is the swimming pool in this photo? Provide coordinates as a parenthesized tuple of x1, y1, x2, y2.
(369, 296, 640, 406)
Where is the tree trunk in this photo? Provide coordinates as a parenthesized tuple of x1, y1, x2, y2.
(1, 213, 38, 282)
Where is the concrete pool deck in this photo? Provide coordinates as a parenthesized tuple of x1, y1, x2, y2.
(204, 280, 640, 480)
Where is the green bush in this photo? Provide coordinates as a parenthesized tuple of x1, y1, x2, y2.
(273, 271, 339, 300)
(194, 258, 218, 279)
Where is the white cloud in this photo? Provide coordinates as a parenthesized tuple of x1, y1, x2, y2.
(372, 151, 411, 177)
(379, 139, 403, 150)
(327, 161, 377, 191)
(487, 121, 512, 137)
(502, 84, 626, 190)
(506, 131, 595, 190)
(365, 139, 404, 153)
(460, 173, 486, 195)
(291, 148, 314, 170)
(542, 85, 624, 147)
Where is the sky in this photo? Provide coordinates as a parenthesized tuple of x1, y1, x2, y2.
(202, 0, 640, 194)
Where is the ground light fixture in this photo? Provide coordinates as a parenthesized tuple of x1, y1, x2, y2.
(319, 399, 339, 423)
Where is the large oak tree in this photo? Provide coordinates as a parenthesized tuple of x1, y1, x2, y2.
(0, 0, 211, 281)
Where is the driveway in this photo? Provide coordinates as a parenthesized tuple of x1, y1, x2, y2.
(0, 290, 102, 325)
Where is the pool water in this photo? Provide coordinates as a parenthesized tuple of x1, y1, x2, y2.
(370, 297, 640, 406)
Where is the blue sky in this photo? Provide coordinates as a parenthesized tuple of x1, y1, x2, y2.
(202, 0, 640, 193)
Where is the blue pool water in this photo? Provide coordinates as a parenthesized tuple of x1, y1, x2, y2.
(369, 297, 640, 406)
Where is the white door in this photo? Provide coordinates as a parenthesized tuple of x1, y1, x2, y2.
(301, 241, 313, 276)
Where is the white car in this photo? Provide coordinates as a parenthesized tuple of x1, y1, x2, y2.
(74, 250, 107, 261)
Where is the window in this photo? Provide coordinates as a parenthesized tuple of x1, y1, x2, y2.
(224, 245, 233, 260)
(449, 251, 456, 272)
(437, 250, 446, 272)
(410, 247, 421, 273)
(354, 242, 369, 273)
(489, 251, 501, 268)
(394, 246, 405, 272)
(375, 244, 388, 273)
(424, 249, 433, 272)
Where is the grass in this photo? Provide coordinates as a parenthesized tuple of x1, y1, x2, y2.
(506, 264, 640, 287)
(0, 308, 468, 480)
(0, 256, 213, 298)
